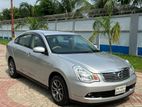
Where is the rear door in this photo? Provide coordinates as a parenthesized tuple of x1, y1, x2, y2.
(13, 34, 33, 75)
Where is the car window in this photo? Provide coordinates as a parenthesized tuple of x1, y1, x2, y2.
(31, 35, 45, 49)
(17, 34, 32, 48)
(46, 35, 99, 54)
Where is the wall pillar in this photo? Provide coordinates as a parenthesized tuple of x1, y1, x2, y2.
(72, 20, 75, 32)
(96, 35, 100, 49)
(129, 14, 139, 55)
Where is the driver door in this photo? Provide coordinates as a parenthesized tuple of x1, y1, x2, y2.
(27, 34, 51, 84)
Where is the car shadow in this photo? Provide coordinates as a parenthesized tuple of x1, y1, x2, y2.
(67, 97, 129, 107)
(6, 69, 130, 107)
(5, 69, 54, 103)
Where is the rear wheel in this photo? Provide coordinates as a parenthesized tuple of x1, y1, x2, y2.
(8, 58, 19, 78)
(50, 75, 69, 106)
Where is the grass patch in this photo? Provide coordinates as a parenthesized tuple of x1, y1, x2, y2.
(115, 53, 142, 72)
(0, 38, 10, 45)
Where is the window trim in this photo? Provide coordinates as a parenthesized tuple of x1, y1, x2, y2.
(14, 34, 33, 49)
(31, 33, 48, 55)
(14, 32, 48, 55)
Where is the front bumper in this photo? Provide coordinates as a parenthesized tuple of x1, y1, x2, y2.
(69, 73, 136, 103)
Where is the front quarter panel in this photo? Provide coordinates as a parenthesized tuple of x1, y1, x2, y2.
(46, 54, 79, 97)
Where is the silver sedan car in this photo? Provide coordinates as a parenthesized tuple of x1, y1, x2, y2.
(6, 30, 136, 106)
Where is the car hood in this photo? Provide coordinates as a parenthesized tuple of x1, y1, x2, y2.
(58, 52, 129, 73)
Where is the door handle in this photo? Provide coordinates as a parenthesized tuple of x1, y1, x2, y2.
(26, 52, 31, 56)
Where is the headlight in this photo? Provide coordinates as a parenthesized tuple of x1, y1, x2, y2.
(130, 65, 135, 75)
(73, 66, 100, 83)
(125, 60, 135, 75)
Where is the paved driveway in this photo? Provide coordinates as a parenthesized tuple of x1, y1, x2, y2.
(0, 44, 142, 107)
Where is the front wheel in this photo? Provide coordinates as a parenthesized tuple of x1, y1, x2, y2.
(50, 75, 69, 106)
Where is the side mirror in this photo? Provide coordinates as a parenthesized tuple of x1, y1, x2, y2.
(94, 44, 100, 52)
(33, 47, 45, 53)
(94, 44, 97, 49)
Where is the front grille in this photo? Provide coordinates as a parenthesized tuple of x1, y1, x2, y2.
(85, 83, 135, 98)
(102, 67, 130, 82)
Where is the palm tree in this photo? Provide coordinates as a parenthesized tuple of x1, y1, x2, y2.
(73, 0, 116, 17)
(19, 2, 35, 17)
(15, 17, 48, 30)
(73, 0, 121, 53)
(36, 0, 77, 15)
(0, 12, 3, 21)
(117, 0, 142, 7)
(36, 0, 56, 15)
(2, 9, 11, 20)
(133, 0, 142, 8)
(72, 0, 95, 17)
(59, 0, 78, 14)
(95, 0, 113, 8)
(89, 16, 120, 53)
(117, 0, 132, 5)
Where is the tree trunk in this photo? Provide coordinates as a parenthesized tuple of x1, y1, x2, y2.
(108, 35, 112, 53)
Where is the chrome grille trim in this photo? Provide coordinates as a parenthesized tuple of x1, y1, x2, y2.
(102, 67, 130, 82)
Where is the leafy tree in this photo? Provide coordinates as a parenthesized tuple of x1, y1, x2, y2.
(72, 0, 95, 17)
(2, 9, 11, 20)
(0, 12, 3, 20)
(133, 0, 142, 8)
(117, 0, 142, 7)
(95, 0, 110, 8)
(36, 0, 77, 15)
(73, 0, 116, 17)
(36, 0, 57, 15)
(56, 0, 76, 14)
(15, 17, 48, 30)
(13, 7, 20, 19)
(117, 0, 132, 5)
(19, 2, 35, 17)
(89, 16, 120, 53)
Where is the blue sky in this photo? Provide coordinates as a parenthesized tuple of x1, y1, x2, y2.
(0, 0, 37, 12)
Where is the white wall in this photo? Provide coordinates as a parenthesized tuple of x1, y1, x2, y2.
(57, 21, 73, 31)
(138, 16, 142, 31)
(75, 20, 94, 31)
(111, 17, 130, 31)
(138, 33, 142, 47)
(0, 14, 142, 49)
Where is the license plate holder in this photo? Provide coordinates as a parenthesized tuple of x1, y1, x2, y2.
(115, 85, 126, 95)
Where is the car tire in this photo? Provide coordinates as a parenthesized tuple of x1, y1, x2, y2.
(50, 75, 69, 106)
(8, 58, 19, 78)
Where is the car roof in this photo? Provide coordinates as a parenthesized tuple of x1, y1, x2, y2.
(25, 30, 77, 36)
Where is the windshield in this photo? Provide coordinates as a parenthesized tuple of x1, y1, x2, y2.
(45, 35, 99, 54)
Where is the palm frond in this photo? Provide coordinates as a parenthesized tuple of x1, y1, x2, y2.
(73, 0, 94, 17)
(15, 20, 26, 30)
(15, 17, 48, 30)
(89, 17, 104, 42)
(111, 22, 121, 43)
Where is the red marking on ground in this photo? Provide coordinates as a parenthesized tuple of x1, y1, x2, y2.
(0, 81, 25, 107)
(0, 78, 16, 82)
(0, 64, 6, 67)
(0, 55, 5, 57)
(0, 49, 5, 51)
(0, 77, 11, 79)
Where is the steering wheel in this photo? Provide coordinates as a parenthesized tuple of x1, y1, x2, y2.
(52, 46, 62, 50)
